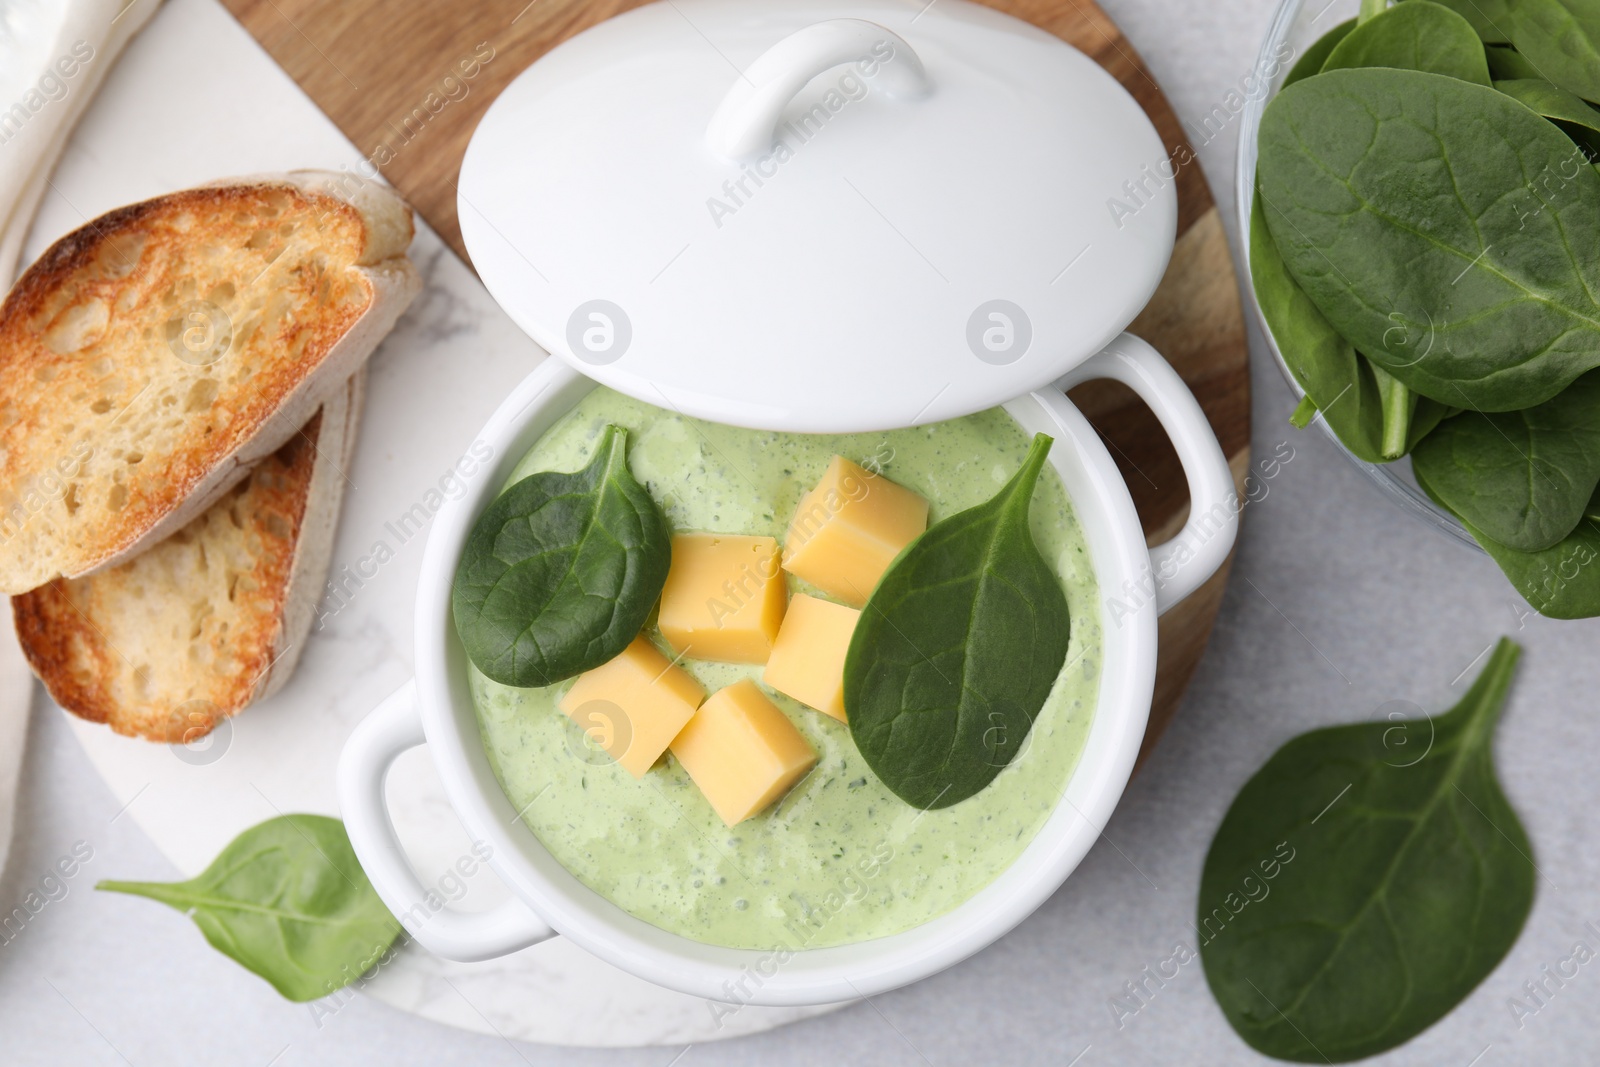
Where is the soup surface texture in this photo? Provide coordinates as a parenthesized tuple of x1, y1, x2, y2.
(469, 386, 1102, 949)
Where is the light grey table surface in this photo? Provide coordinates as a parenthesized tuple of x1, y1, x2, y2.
(4, 0, 1598, 1064)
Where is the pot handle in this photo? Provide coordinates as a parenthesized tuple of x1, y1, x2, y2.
(705, 18, 929, 159)
(337, 680, 556, 962)
(1054, 333, 1238, 614)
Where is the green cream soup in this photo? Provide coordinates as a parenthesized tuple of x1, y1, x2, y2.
(469, 386, 1102, 950)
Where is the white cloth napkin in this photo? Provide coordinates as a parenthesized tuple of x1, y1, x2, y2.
(0, 611, 29, 878)
(0, 0, 163, 878)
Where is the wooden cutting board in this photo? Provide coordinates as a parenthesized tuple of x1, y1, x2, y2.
(220, 0, 1251, 769)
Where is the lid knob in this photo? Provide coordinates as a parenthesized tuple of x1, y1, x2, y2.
(704, 18, 929, 159)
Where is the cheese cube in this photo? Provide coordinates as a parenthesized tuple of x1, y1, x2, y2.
(762, 594, 860, 722)
(670, 679, 817, 826)
(658, 533, 787, 664)
(558, 636, 704, 778)
(782, 456, 928, 605)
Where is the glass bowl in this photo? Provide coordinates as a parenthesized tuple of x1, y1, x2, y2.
(1236, 0, 1481, 552)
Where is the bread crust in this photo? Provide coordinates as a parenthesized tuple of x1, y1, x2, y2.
(0, 170, 420, 594)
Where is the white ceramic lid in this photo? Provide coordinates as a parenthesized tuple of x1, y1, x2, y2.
(459, 0, 1176, 432)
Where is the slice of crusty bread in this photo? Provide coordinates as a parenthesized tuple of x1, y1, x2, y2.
(0, 170, 419, 595)
(12, 370, 365, 742)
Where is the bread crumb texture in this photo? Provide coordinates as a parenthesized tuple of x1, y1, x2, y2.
(12, 413, 321, 742)
(0, 180, 402, 593)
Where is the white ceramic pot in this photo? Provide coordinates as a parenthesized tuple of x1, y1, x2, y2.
(338, 0, 1240, 1006)
(337, 340, 1236, 1003)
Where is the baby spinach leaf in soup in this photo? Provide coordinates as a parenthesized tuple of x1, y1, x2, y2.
(1250, 186, 1445, 460)
(1405, 0, 1512, 43)
(1199, 639, 1533, 1062)
(1486, 43, 1544, 79)
(1495, 77, 1600, 156)
(98, 816, 401, 1003)
(1258, 68, 1600, 412)
(1286, 18, 1356, 86)
(1510, 0, 1600, 102)
(1432, 482, 1600, 617)
(1322, 0, 1492, 85)
(1411, 371, 1600, 550)
(843, 433, 1069, 810)
(452, 424, 671, 688)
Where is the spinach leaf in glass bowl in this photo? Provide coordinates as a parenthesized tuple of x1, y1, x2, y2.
(1240, 0, 1600, 617)
(1321, 0, 1490, 83)
(1258, 68, 1600, 413)
(1411, 370, 1600, 551)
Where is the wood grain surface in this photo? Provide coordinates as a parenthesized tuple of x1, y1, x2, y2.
(219, 0, 1251, 769)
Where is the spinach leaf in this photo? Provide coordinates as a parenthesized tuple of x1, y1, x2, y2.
(1486, 43, 1544, 79)
(1256, 4, 1470, 459)
(1259, 67, 1600, 411)
(1510, 0, 1600, 102)
(1432, 482, 1600, 616)
(1412, 371, 1600, 549)
(844, 433, 1069, 809)
(1405, 386, 1454, 446)
(1252, 187, 1388, 462)
(452, 424, 671, 687)
(1287, 18, 1356, 86)
(1200, 639, 1533, 1062)
(1406, 0, 1512, 43)
(1495, 77, 1600, 156)
(98, 816, 401, 1002)
(1252, 183, 1449, 460)
(1256, 214, 1394, 453)
(1323, 1, 1492, 84)
(1370, 359, 1456, 458)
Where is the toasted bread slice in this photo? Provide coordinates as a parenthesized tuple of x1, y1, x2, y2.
(13, 371, 365, 742)
(0, 170, 418, 595)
